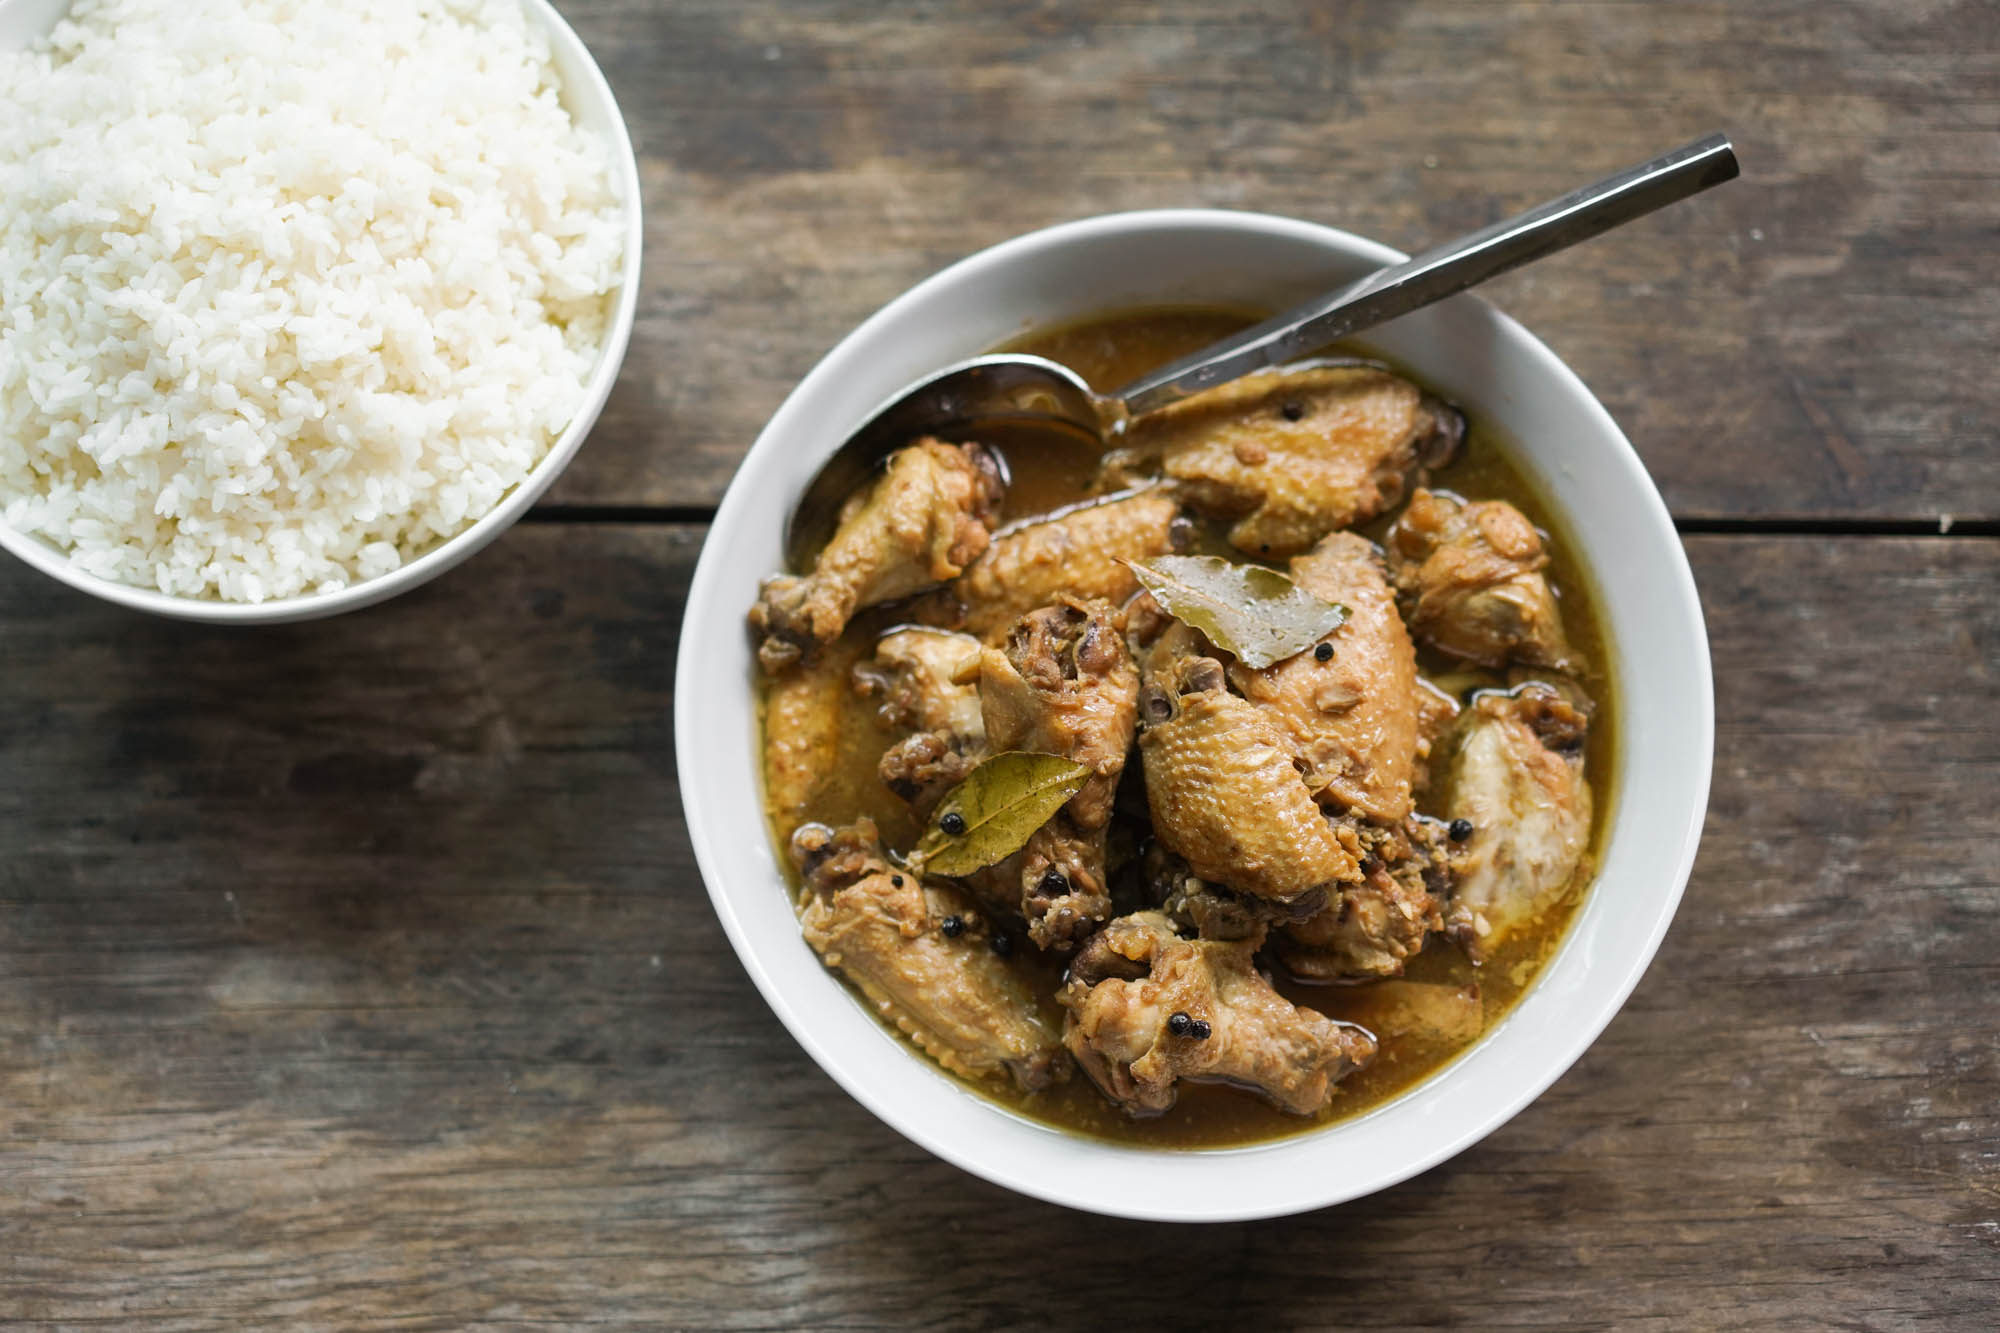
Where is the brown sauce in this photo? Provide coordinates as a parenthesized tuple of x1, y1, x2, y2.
(759, 306, 1619, 1149)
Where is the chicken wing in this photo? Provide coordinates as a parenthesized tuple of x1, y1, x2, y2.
(858, 627, 985, 738)
(917, 489, 1187, 640)
(762, 639, 862, 832)
(1228, 532, 1421, 825)
(977, 598, 1136, 827)
(857, 628, 986, 815)
(853, 627, 1026, 918)
(792, 820, 1065, 1091)
(1145, 840, 1325, 944)
(1116, 365, 1463, 559)
(1445, 683, 1593, 958)
(751, 439, 1004, 672)
(1385, 488, 1575, 670)
(1134, 619, 1363, 901)
(1060, 911, 1376, 1116)
(972, 597, 1139, 948)
(1275, 815, 1451, 980)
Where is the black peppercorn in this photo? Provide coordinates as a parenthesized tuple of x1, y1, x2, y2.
(1167, 1011, 1193, 1037)
(1189, 1019, 1212, 1040)
(1039, 868, 1069, 895)
(1281, 401, 1305, 422)
(940, 811, 967, 836)
(939, 914, 964, 938)
(989, 932, 1013, 958)
(1314, 641, 1334, 662)
(1449, 818, 1474, 842)
(890, 874, 904, 887)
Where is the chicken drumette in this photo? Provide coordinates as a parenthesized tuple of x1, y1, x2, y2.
(1445, 683, 1594, 959)
(1060, 911, 1376, 1116)
(970, 597, 1139, 948)
(792, 820, 1065, 1091)
(858, 627, 986, 817)
(751, 439, 1004, 672)
(1274, 816, 1453, 981)
(1384, 488, 1574, 670)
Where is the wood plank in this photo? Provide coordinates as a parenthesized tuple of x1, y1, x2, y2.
(551, 0, 2000, 521)
(1, 527, 1994, 1326)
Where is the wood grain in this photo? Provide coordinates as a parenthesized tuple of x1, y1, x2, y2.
(7, 1, 1996, 1323)
(2, 526, 1993, 1328)
(550, 0, 2000, 522)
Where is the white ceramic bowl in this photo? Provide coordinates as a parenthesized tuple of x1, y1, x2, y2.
(677, 210, 1713, 1221)
(0, 0, 642, 623)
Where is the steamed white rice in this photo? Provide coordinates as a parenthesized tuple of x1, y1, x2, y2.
(0, 0, 625, 602)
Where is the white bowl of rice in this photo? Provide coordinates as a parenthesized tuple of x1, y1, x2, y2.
(0, 0, 642, 621)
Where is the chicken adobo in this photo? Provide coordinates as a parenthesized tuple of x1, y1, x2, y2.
(751, 309, 1613, 1148)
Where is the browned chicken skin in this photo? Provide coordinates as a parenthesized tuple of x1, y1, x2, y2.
(762, 638, 864, 831)
(751, 439, 1004, 672)
(1134, 618, 1363, 901)
(1060, 911, 1376, 1116)
(792, 820, 1065, 1091)
(1130, 530, 1451, 980)
(977, 599, 1136, 828)
(1446, 683, 1593, 959)
(1385, 488, 1575, 670)
(752, 326, 1604, 1133)
(919, 489, 1187, 640)
(858, 627, 985, 738)
(1230, 531, 1421, 825)
(877, 729, 981, 822)
(1275, 817, 1452, 980)
(1013, 822, 1105, 949)
(1115, 365, 1463, 559)
(972, 597, 1139, 948)
(1146, 841, 1325, 944)
(857, 628, 986, 816)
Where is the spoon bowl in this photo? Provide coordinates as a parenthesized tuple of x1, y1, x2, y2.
(784, 355, 1101, 572)
(783, 133, 1737, 573)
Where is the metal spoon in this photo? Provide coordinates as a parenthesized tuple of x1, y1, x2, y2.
(786, 132, 1738, 571)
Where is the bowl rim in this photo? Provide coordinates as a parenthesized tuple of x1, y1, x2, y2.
(677, 206, 1714, 1221)
(0, 0, 644, 623)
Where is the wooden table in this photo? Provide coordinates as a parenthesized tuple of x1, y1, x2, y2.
(5, 2, 1995, 1326)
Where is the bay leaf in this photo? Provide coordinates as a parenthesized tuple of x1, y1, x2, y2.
(909, 751, 1090, 878)
(1125, 554, 1348, 669)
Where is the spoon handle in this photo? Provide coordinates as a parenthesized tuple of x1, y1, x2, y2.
(1115, 133, 1739, 417)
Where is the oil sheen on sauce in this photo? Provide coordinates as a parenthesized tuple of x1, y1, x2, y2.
(760, 307, 1619, 1149)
